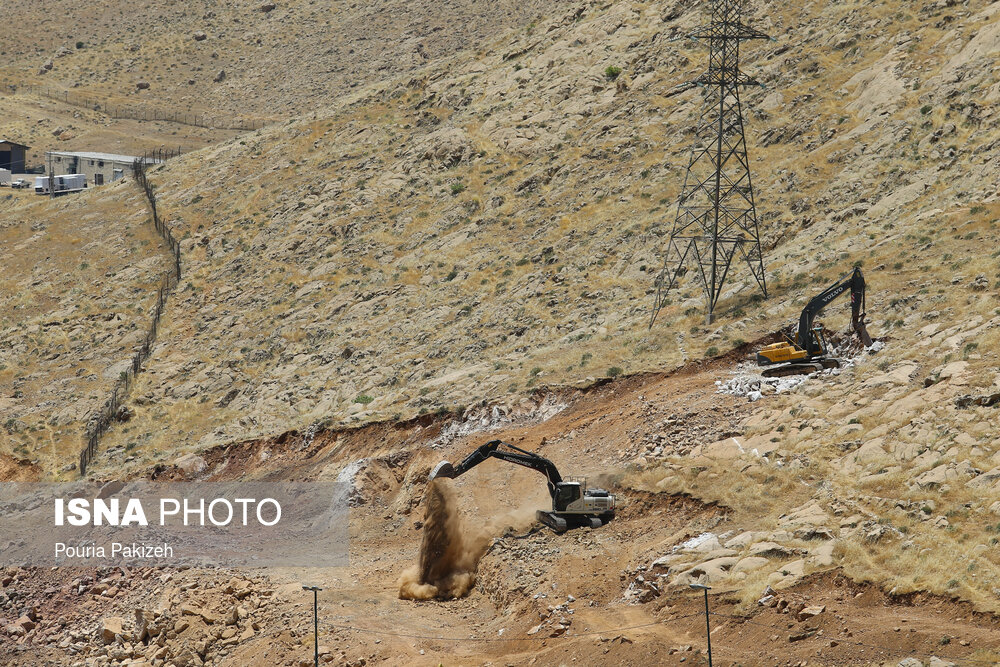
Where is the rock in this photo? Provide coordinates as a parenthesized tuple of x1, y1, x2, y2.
(193, 31, 208, 41)
(260, 2, 276, 12)
(748, 542, 796, 559)
(136, 80, 150, 90)
(214, 69, 227, 83)
(732, 557, 769, 573)
(689, 437, 744, 460)
(674, 556, 740, 586)
(796, 605, 825, 622)
(928, 657, 956, 667)
(15, 615, 35, 632)
(898, 659, 924, 667)
(174, 453, 207, 475)
(807, 541, 836, 567)
(101, 616, 127, 643)
(768, 559, 806, 588)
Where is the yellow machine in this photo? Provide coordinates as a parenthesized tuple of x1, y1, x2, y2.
(756, 268, 872, 377)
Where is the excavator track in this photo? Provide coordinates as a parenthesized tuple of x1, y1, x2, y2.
(761, 357, 841, 379)
(761, 362, 824, 378)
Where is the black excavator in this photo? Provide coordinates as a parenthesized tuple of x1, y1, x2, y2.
(428, 440, 615, 533)
(755, 267, 874, 378)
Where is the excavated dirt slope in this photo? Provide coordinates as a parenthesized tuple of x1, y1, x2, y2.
(3, 359, 1000, 665)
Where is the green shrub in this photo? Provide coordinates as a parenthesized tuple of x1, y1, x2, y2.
(354, 394, 374, 405)
(604, 66, 622, 81)
(607, 366, 623, 378)
(450, 182, 466, 195)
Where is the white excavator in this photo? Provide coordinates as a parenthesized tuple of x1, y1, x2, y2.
(429, 439, 615, 533)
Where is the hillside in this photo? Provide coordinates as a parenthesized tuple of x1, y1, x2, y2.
(1, 0, 548, 117)
(86, 0, 1000, 468)
(0, 183, 167, 473)
(2, 0, 1000, 664)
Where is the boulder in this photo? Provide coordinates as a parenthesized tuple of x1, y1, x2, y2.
(748, 542, 796, 559)
(732, 557, 769, 573)
(101, 616, 127, 643)
(689, 437, 744, 461)
(796, 604, 825, 622)
(768, 559, 806, 588)
(174, 453, 207, 475)
(807, 541, 836, 568)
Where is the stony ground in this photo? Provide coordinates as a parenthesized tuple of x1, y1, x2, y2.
(3, 361, 1000, 666)
(0, 183, 167, 470)
(0, 0, 548, 118)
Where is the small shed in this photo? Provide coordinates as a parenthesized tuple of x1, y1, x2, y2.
(0, 140, 29, 172)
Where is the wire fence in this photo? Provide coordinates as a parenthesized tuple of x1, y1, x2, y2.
(321, 613, 702, 644)
(78, 159, 182, 476)
(10, 82, 271, 132)
(312, 606, 999, 664)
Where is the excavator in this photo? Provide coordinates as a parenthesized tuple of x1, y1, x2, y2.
(429, 440, 615, 533)
(756, 267, 874, 378)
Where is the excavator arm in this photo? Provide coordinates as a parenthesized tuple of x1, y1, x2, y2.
(796, 267, 872, 356)
(428, 440, 615, 533)
(429, 440, 563, 499)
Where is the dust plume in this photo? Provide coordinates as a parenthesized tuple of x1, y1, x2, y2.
(398, 479, 491, 600)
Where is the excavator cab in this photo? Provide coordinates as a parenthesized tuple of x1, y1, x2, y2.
(809, 325, 829, 357)
(553, 482, 582, 511)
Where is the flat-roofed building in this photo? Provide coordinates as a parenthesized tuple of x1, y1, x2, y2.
(44, 150, 155, 186)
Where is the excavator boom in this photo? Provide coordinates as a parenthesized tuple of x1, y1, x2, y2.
(428, 440, 614, 533)
(430, 440, 562, 498)
(757, 267, 874, 377)
(796, 267, 872, 355)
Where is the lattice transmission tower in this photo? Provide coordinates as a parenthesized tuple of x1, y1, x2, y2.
(651, 0, 769, 326)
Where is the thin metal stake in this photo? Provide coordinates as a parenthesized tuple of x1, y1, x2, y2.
(690, 583, 712, 666)
(303, 585, 322, 667)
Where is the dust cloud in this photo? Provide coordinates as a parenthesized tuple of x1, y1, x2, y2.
(398, 479, 491, 600)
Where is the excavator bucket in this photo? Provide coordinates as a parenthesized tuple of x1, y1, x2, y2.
(428, 461, 456, 481)
(855, 319, 874, 348)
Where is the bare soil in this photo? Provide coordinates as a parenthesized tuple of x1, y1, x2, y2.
(3, 357, 999, 665)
